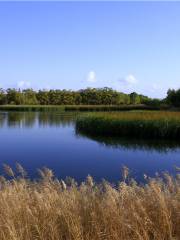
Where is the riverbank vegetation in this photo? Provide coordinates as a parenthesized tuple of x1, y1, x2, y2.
(0, 165, 179, 240)
(76, 111, 180, 139)
(0, 87, 179, 108)
(0, 87, 180, 111)
(0, 104, 164, 113)
(64, 104, 161, 111)
(0, 104, 161, 112)
(0, 87, 157, 106)
(166, 88, 180, 107)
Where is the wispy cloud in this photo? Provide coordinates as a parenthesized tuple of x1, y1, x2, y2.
(119, 74, 138, 86)
(87, 71, 96, 83)
(17, 81, 31, 89)
(111, 74, 139, 94)
(152, 83, 161, 91)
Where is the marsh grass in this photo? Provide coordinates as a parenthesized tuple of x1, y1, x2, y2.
(0, 104, 160, 112)
(65, 104, 160, 111)
(76, 111, 180, 139)
(0, 164, 179, 240)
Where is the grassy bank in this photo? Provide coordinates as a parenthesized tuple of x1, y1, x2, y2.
(0, 104, 161, 112)
(0, 165, 179, 240)
(76, 111, 180, 139)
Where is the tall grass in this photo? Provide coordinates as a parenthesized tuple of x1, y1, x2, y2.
(65, 104, 160, 111)
(76, 111, 180, 139)
(0, 165, 179, 240)
(0, 104, 160, 112)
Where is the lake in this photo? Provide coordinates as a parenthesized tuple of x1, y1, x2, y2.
(0, 111, 179, 183)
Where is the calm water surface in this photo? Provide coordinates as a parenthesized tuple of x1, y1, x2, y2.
(0, 111, 179, 182)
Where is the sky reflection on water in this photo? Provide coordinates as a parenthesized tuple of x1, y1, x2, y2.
(0, 111, 179, 183)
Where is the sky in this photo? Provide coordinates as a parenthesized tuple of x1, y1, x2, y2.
(0, 1, 180, 98)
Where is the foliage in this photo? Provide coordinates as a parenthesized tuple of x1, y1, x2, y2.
(23, 89, 38, 105)
(76, 111, 180, 139)
(166, 88, 180, 107)
(3, 87, 180, 108)
(130, 92, 141, 104)
(0, 89, 7, 104)
(0, 165, 179, 240)
(143, 98, 162, 107)
(0, 87, 154, 106)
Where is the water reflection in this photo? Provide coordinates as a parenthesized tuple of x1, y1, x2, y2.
(76, 130, 180, 153)
(0, 111, 77, 128)
(1, 110, 180, 152)
(0, 111, 179, 183)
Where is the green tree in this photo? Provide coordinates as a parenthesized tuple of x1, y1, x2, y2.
(6, 89, 24, 105)
(23, 89, 38, 105)
(130, 92, 141, 105)
(37, 90, 50, 105)
(0, 88, 7, 104)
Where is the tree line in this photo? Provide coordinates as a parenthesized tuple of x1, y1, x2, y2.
(166, 89, 180, 107)
(0, 87, 153, 105)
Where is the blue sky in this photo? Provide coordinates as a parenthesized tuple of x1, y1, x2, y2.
(0, 1, 180, 98)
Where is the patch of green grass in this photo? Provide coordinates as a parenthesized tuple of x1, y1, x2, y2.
(76, 111, 180, 139)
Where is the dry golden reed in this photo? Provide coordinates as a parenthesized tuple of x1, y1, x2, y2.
(0, 164, 179, 240)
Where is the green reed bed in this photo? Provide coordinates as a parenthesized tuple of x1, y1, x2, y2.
(65, 104, 160, 111)
(76, 111, 180, 139)
(0, 104, 160, 112)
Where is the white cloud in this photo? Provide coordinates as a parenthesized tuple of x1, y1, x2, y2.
(17, 81, 31, 89)
(87, 71, 96, 83)
(119, 74, 138, 86)
(44, 85, 51, 90)
(152, 83, 160, 91)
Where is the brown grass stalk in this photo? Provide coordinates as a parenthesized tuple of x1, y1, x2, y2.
(0, 165, 179, 240)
